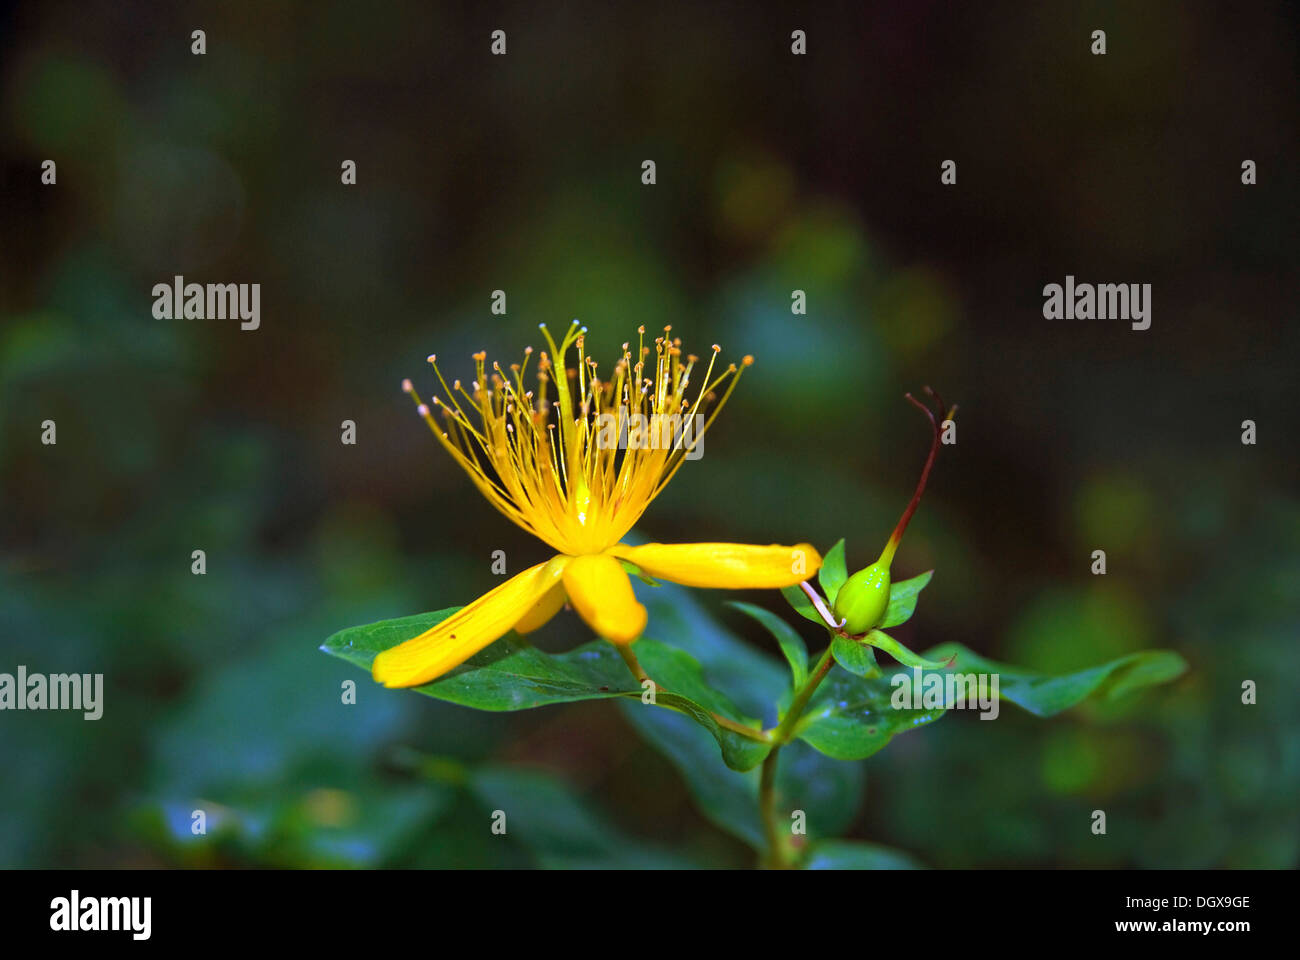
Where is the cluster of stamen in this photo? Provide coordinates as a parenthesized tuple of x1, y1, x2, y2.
(402, 321, 752, 555)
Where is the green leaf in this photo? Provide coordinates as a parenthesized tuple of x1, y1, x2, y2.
(322, 608, 637, 709)
(804, 840, 922, 870)
(794, 669, 946, 761)
(879, 569, 933, 628)
(818, 539, 848, 606)
(795, 642, 1187, 763)
(621, 705, 764, 847)
(631, 639, 773, 771)
(321, 608, 771, 771)
(781, 584, 824, 626)
(831, 635, 881, 678)
(778, 739, 866, 841)
(866, 629, 954, 669)
(620, 704, 864, 851)
(637, 581, 788, 722)
(925, 642, 1187, 717)
(729, 601, 808, 689)
(469, 766, 696, 869)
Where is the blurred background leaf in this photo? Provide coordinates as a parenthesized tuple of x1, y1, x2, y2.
(1, 0, 1296, 868)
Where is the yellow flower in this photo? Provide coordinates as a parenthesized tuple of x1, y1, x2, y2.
(374, 321, 821, 687)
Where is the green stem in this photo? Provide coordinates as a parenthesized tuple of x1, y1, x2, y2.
(758, 644, 837, 869)
(775, 645, 836, 744)
(758, 748, 783, 868)
(615, 643, 649, 683)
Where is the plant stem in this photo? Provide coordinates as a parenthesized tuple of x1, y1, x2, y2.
(615, 643, 650, 683)
(758, 747, 784, 868)
(758, 643, 837, 868)
(775, 644, 836, 743)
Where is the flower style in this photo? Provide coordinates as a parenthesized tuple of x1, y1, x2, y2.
(375, 320, 821, 687)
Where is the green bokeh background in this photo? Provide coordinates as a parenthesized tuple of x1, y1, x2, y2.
(1, 1, 1296, 868)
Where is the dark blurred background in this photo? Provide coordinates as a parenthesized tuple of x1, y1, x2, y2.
(1, 0, 1296, 868)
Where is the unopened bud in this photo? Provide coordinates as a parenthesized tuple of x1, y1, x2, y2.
(833, 561, 891, 635)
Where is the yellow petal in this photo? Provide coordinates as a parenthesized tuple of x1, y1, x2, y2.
(561, 553, 646, 644)
(372, 556, 569, 688)
(609, 542, 821, 589)
(513, 581, 567, 634)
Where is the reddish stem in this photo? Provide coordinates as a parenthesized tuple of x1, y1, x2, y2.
(881, 388, 953, 566)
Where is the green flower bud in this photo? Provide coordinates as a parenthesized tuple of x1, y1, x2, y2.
(832, 561, 891, 635)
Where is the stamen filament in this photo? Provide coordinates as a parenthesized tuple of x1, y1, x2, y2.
(404, 329, 751, 556)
